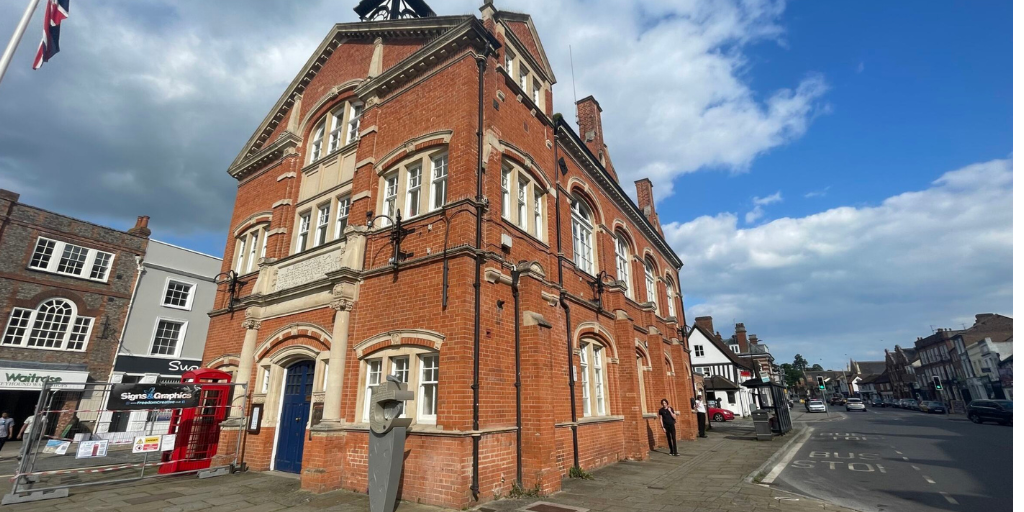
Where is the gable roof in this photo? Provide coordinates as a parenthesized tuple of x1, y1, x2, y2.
(852, 361, 887, 375)
(690, 323, 751, 370)
(227, 15, 481, 177)
(494, 10, 556, 83)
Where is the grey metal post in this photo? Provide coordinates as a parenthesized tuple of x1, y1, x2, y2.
(368, 376, 413, 512)
(0, 0, 42, 87)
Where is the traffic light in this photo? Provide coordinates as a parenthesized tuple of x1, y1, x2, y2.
(932, 376, 942, 390)
(817, 376, 825, 390)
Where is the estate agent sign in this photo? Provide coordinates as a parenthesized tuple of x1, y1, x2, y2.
(108, 383, 202, 410)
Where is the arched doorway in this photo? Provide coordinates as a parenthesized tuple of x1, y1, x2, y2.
(274, 360, 314, 473)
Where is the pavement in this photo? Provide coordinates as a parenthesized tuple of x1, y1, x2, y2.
(764, 406, 1012, 512)
(0, 417, 857, 512)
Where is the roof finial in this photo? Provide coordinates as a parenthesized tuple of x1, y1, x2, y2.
(354, 0, 436, 21)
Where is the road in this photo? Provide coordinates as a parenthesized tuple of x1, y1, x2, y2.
(767, 405, 1012, 512)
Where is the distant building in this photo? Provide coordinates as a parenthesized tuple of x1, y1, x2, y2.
(948, 314, 1013, 402)
(0, 189, 149, 436)
(97, 240, 221, 435)
(885, 345, 919, 399)
(688, 317, 783, 417)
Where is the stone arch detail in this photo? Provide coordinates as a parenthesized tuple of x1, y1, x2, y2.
(298, 79, 364, 137)
(207, 356, 240, 369)
(255, 322, 332, 361)
(573, 322, 618, 361)
(374, 130, 454, 174)
(354, 328, 445, 358)
(268, 344, 322, 367)
(233, 211, 273, 237)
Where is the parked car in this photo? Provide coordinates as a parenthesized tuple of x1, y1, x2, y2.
(807, 400, 827, 413)
(882, 399, 895, 407)
(901, 399, 918, 410)
(829, 396, 846, 406)
(967, 400, 1012, 425)
(846, 398, 867, 412)
(707, 406, 735, 422)
(917, 401, 946, 413)
(871, 399, 884, 407)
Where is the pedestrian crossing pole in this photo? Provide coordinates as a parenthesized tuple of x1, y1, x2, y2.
(0, 0, 42, 86)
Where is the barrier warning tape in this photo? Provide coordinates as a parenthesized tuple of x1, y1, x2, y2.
(11, 456, 217, 480)
(37, 405, 244, 415)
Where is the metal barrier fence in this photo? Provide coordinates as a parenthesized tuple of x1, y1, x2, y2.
(3, 381, 248, 504)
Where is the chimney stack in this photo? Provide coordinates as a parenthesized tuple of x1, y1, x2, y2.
(734, 323, 748, 353)
(694, 316, 714, 335)
(128, 215, 151, 238)
(635, 178, 663, 236)
(576, 96, 618, 182)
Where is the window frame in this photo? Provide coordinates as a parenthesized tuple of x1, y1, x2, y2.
(161, 277, 197, 311)
(2, 299, 94, 352)
(644, 259, 658, 311)
(309, 121, 326, 163)
(694, 345, 705, 358)
(296, 211, 311, 252)
(358, 347, 440, 426)
(314, 203, 331, 248)
(28, 237, 115, 283)
(501, 168, 511, 219)
(235, 225, 268, 274)
(570, 196, 595, 275)
(666, 277, 677, 318)
(375, 148, 449, 229)
(579, 340, 610, 417)
(346, 103, 364, 145)
(430, 154, 448, 212)
(406, 163, 422, 219)
(335, 195, 351, 239)
(615, 235, 632, 299)
(147, 317, 188, 358)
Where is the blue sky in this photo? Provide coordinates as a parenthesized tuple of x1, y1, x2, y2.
(673, 0, 1011, 226)
(0, 0, 1012, 372)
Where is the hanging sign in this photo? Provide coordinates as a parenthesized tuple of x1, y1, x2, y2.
(108, 383, 202, 410)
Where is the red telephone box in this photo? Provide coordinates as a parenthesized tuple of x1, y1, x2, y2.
(159, 369, 233, 473)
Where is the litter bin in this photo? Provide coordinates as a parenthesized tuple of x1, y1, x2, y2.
(752, 410, 772, 441)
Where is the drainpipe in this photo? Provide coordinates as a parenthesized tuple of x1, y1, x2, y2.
(470, 49, 489, 502)
(553, 134, 580, 469)
(511, 265, 523, 486)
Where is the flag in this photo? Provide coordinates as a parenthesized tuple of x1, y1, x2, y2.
(32, 0, 70, 70)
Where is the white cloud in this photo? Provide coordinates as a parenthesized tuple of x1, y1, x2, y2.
(667, 158, 1013, 369)
(804, 186, 830, 198)
(745, 191, 783, 223)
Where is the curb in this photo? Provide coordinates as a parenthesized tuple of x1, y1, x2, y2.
(744, 426, 810, 485)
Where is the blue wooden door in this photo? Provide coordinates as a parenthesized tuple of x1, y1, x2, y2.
(275, 360, 314, 473)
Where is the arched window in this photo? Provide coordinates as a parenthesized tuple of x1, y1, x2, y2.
(644, 259, 658, 310)
(2, 299, 93, 351)
(375, 148, 449, 228)
(615, 234, 632, 299)
(235, 224, 268, 274)
(308, 122, 325, 163)
(570, 196, 595, 275)
(579, 339, 609, 417)
(636, 349, 649, 414)
(357, 347, 440, 425)
(665, 276, 677, 319)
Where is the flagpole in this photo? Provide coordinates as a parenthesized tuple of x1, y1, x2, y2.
(0, 0, 43, 86)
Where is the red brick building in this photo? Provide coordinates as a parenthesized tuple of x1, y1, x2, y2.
(203, 3, 695, 507)
(0, 189, 149, 435)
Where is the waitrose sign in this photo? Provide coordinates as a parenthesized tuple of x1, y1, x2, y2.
(0, 368, 89, 390)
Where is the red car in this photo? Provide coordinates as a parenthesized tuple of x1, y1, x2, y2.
(708, 406, 735, 422)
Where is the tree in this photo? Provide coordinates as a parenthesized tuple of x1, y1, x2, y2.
(780, 363, 802, 387)
(793, 354, 809, 372)
(810, 363, 824, 371)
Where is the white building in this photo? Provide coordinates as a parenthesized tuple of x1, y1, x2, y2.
(688, 318, 755, 417)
